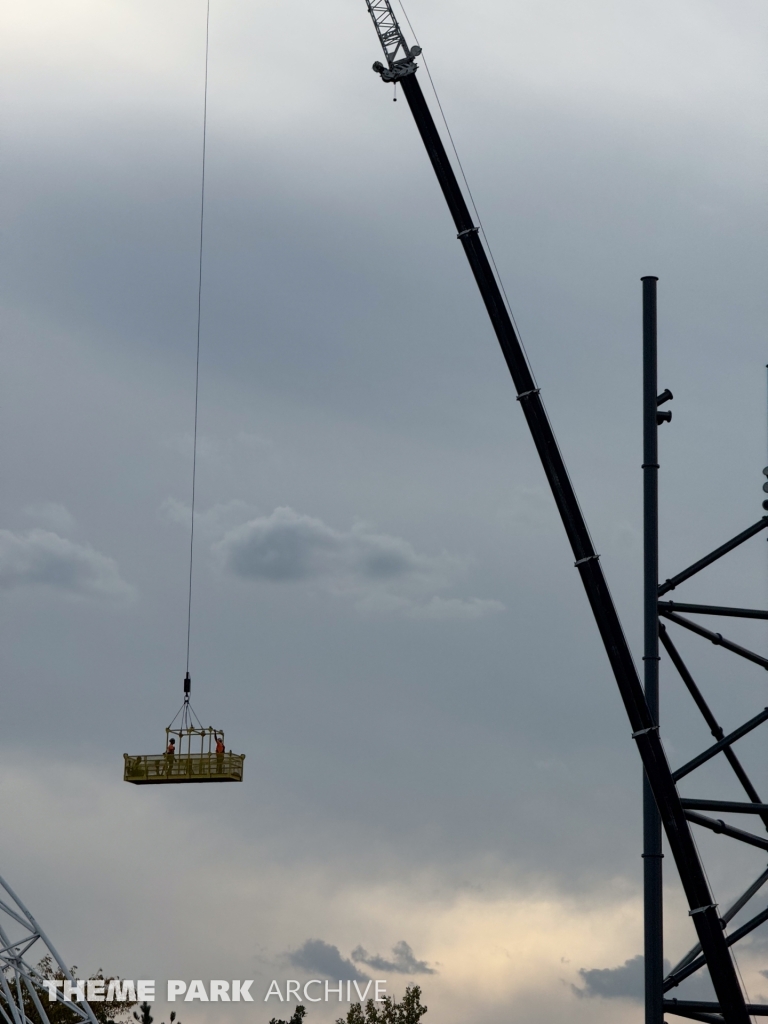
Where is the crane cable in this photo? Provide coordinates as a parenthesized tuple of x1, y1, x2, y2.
(394, 0, 603, 557)
(186, 0, 212, 678)
(395, 0, 536, 388)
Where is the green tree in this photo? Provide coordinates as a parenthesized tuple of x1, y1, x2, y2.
(269, 1006, 306, 1024)
(0, 956, 137, 1024)
(133, 1002, 178, 1024)
(336, 986, 428, 1024)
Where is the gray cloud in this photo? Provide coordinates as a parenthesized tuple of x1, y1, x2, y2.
(216, 507, 344, 582)
(213, 506, 504, 620)
(287, 939, 369, 983)
(573, 956, 716, 1004)
(574, 955, 644, 1001)
(351, 940, 436, 975)
(0, 528, 132, 600)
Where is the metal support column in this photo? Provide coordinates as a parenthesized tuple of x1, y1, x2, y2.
(643, 275, 664, 1024)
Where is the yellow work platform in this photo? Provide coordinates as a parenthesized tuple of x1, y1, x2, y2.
(124, 750, 245, 784)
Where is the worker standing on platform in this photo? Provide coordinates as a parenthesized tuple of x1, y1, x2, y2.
(165, 737, 176, 776)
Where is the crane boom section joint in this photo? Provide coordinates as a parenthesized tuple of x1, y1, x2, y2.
(365, 0, 421, 79)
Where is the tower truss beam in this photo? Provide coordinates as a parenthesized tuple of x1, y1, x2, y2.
(658, 602, 768, 620)
(672, 707, 768, 782)
(660, 611, 768, 670)
(659, 519, 768, 596)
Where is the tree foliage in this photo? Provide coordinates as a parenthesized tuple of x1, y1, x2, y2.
(336, 986, 428, 1024)
(133, 1002, 178, 1024)
(0, 957, 137, 1024)
(267, 989, 428, 1024)
(269, 1006, 307, 1024)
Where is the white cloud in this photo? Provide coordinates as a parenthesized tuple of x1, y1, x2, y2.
(23, 501, 76, 534)
(159, 496, 192, 528)
(160, 497, 259, 533)
(0, 528, 133, 600)
(212, 507, 504, 621)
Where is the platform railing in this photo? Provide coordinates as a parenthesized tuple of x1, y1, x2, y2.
(123, 751, 245, 783)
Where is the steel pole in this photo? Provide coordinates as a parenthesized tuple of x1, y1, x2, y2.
(642, 275, 664, 1024)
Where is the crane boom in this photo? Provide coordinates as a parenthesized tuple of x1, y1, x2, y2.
(361, 4, 749, 1021)
(364, 0, 416, 71)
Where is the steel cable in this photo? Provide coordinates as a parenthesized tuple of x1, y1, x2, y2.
(185, 0, 212, 675)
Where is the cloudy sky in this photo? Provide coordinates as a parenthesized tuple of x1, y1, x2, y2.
(2, 0, 767, 1021)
